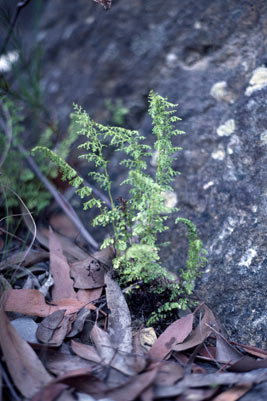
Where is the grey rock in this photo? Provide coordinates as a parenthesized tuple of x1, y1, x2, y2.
(240, 381, 267, 401)
(25, 0, 267, 347)
(11, 317, 39, 343)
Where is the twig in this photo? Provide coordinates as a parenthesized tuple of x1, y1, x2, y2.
(0, 0, 32, 56)
(155, 369, 267, 398)
(0, 100, 12, 169)
(0, 226, 27, 245)
(17, 143, 99, 250)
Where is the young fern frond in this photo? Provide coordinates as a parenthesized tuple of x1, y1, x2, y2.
(32, 91, 207, 325)
(32, 146, 84, 188)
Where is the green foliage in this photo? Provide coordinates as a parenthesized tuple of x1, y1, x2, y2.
(0, 98, 80, 214)
(0, 99, 51, 213)
(105, 98, 129, 126)
(32, 91, 207, 324)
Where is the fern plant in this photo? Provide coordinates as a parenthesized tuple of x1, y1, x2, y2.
(33, 91, 207, 325)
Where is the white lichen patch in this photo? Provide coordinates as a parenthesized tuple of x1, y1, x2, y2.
(161, 190, 178, 209)
(238, 248, 257, 269)
(219, 217, 236, 241)
(210, 81, 235, 103)
(166, 53, 178, 67)
(227, 134, 240, 155)
(210, 216, 237, 255)
(245, 66, 267, 96)
(203, 180, 214, 190)
(260, 130, 267, 145)
(0, 51, 19, 72)
(194, 21, 202, 29)
(252, 315, 267, 328)
(251, 205, 258, 213)
(217, 119, 235, 137)
(211, 145, 225, 160)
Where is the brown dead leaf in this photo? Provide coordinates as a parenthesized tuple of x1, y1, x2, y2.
(4, 289, 96, 317)
(212, 383, 252, 401)
(228, 355, 267, 372)
(76, 287, 103, 303)
(197, 345, 216, 361)
(36, 310, 72, 346)
(49, 214, 79, 240)
(71, 340, 102, 364)
(54, 297, 96, 314)
(70, 246, 114, 289)
(155, 361, 184, 385)
(216, 335, 243, 364)
(105, 362, 161, 401)
(0, 307, 51, 398)
(105, 270, 132, 354)
(230, 341, 267, 359)
(0, 249, 49, 270)
(67, 308, 91, 338)
(40, 228, 89, 262)
(38, 348, 95, 376)
(173, 352, 207, 374)
(149, 312, 194, 361)
(48, 315, 72, 346)
(172, 305, 216, 352)
(90, 323, 136, 375)
(49, 228, 76, 301)
(36, 309, 65, 344)
(31, 383, 68, 401)
(155, 370, 267, 398)
(31, 368, 108, 400)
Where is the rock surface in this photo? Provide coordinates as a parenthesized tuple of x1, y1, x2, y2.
(32, 0, 267, 347)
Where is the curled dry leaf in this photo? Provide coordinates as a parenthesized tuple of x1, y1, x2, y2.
(67, 308, 91, 338)
(134, 327, 157, 353)
(70, 246, 114, 289)
(0, 307, 51, 398)
(49, 228, 76, 301)
(36, 310, 73, 346)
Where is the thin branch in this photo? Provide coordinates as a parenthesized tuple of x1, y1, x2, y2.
(0, 0, 32, 56)
(17, 143, 99, 250)
(0, 100, 12, 169)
